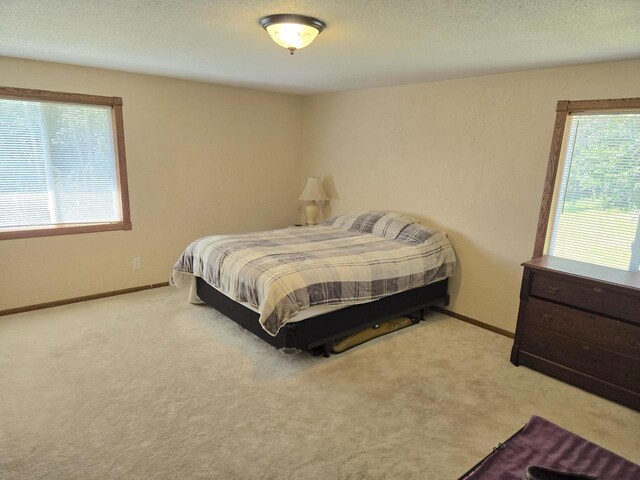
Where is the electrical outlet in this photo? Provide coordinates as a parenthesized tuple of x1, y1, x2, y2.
(132, 257, 141, 269)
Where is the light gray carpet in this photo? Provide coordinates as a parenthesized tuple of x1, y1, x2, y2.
(1, 287, 638, 479)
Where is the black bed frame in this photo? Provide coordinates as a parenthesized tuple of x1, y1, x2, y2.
(196, 277, 450, 356)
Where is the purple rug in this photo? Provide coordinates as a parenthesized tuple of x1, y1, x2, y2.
(463, 416, 640, 480)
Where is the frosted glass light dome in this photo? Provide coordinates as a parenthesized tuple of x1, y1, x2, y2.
(266, 23, 319, 50)
(260, 14, 326, 54)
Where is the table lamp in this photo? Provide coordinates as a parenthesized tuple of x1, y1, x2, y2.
(299, 176, 329, 225)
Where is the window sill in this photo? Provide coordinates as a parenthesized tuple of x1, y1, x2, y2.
(0, 222, 132, 240)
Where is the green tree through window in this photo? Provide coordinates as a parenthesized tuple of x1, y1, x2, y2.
(546, 112, 640, 271)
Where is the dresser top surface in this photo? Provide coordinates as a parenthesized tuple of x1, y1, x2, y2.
(523, 256, 640, 292)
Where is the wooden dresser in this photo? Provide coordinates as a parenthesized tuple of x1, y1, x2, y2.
(511, 256, 640, 411)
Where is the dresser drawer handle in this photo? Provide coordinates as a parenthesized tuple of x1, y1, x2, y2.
(544, 285, 559, 294)
(581, 345, 590, 351)
(535, 341, 548, 350)
(592, 287, 604, 293)
(540, 313, 554, 322)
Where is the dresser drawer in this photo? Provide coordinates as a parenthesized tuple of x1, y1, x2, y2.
(520, 327, 640, 392)
(515, 351, 640, 411)
(522, 298, 640, 360)
(530, 272, 640, 323)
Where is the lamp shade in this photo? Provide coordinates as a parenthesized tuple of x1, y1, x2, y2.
(299, 177, 328, 201)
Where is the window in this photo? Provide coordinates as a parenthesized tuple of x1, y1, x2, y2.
(0, 87, 130, 240)
(534, 98, 640, 272)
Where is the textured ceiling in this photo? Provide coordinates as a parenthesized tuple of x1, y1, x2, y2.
(1, 0, 639, 94)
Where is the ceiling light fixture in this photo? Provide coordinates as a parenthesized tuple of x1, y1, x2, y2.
(259, 14, 326, 55)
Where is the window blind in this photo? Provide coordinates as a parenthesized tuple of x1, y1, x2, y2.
(0, 98, 121, 229)
(545, 112, 640, 271)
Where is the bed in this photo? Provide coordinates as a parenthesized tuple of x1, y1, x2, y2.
(173, 211, 456, 355)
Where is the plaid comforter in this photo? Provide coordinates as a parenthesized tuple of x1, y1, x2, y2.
(173, 212, 456, 336)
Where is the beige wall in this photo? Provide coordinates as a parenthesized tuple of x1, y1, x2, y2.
(2, 56, 639, 328)
(0, 57, 303, 311)
(302, 59, 640, 332)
